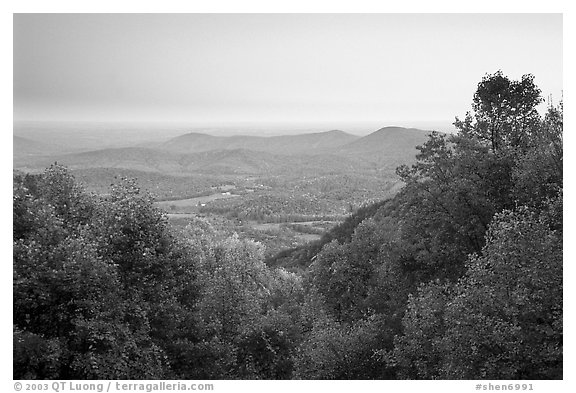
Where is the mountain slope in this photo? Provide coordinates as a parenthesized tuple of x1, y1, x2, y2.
(341, 126, 432, 154)
(339, 126, 434, 167)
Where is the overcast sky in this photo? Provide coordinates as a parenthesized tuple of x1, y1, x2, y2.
(13, 13, 562, 128)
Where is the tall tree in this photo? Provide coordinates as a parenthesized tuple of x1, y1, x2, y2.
(455, 71, 542, 152)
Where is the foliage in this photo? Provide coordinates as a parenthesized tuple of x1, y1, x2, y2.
(293, 316, 387, 379)
(512, 102, 563, 208)
(455, 71, 543, 152)
(13, 167, 167, 379)
(393, 204, 562, 379)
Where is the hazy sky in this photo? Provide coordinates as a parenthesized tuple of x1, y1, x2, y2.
(13, 13, 562, 127)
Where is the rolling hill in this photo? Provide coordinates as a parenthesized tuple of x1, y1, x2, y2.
(14, 126, 438, 178)
(14, 146, 371, 176)
(160, 126, 433, 160)
(160, 129, 360, 155)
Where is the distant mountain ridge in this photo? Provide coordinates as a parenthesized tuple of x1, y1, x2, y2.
(161, 126, 432, 155)
(160, 129, 360, 155)
(14, 126, 437, 175)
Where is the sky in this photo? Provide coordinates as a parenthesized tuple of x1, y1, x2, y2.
(13, 13, 563, 129)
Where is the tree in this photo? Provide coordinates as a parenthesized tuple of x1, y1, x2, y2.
(90, 178, 171, 290)
(455, 71, 542, 153)
(395, 132, 514, 282)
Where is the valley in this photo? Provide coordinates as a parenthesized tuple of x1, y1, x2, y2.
(13, 122, 433, 258)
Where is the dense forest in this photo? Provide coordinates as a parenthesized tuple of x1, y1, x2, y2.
(13, 72, 562, 379)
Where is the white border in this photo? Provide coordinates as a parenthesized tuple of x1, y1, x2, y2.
(3, 1, 573, 392)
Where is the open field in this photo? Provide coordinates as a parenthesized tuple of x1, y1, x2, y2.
(156, 193, 240, 212)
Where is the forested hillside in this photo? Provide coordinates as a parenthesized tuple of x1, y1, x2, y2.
(13, 72, 562, 379)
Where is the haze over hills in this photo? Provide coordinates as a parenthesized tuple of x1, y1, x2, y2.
(160, 129, 360, 155)
(158, 126, 432, 161)
(13, 135, 62, 157)
(13, 121, 192, 156)
(14, 126, 435, 176)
